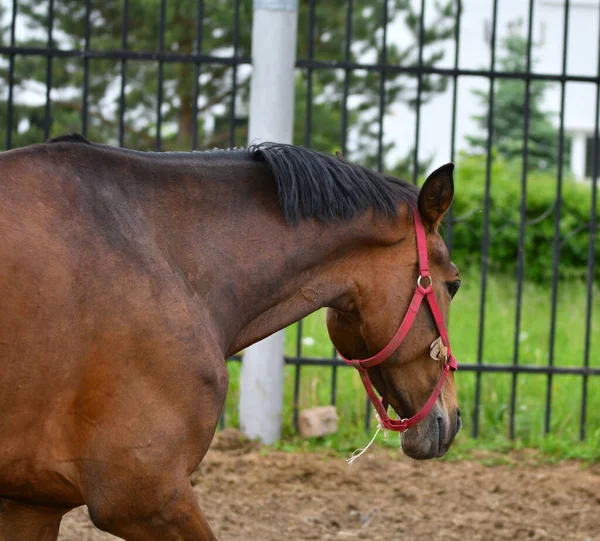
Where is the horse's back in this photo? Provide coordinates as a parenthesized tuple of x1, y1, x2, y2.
(0, 143, 147, 361)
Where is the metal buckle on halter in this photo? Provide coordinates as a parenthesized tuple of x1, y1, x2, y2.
(417, 274, 432, 288)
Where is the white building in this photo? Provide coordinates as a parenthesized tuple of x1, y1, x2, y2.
(387, 0, 600, 181)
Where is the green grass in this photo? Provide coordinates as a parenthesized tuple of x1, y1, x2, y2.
(220, 267, 600, 461)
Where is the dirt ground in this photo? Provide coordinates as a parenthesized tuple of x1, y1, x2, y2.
(58, 430, 600, 541)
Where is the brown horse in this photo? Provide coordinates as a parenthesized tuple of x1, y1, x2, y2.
(0, 135, 461, 540)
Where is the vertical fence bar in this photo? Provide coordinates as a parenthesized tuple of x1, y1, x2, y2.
(296, 321, 303, 357)
(293, 320, 303, 431)
(81, 0, 92, 137)
(411, 0, 426, 185)
(44, 0, 55, 140)
(330, 366, 337, 405)
(118, 0, 129, 147)
(473, 0, 499, 438)
(376, 0, 388, 173)
(5, 0, 17, 150)
(580, 7, 600, 441)
(294, 1, 316, 433)
(293, 366, 302, 432)
(155, 0, 167, 151)
(331, 347, 338, 406)
(304, 0, 315, 148)
(546, 0, 570, 435)
(445, 0, 462, 257)
(191, 0, 204, 151)
(295, 0, 316, 433)
(509, 0, 535, 440)
(229, 0, 241, 147)
(340, 0, 353, 157)
(370, 0, 389, 427)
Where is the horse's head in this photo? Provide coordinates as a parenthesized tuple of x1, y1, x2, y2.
(326, 163, 460, 460)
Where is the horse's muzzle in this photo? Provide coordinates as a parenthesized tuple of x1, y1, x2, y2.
(400, 403, 460, 460)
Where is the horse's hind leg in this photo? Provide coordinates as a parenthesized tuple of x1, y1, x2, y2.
(90, 483, 217, 541)
(0, 499, 68, 541)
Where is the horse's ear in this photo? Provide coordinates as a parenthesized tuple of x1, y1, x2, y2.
(417, 163, 454, 231)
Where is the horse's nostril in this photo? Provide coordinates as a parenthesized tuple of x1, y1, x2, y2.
(457, 408, 461, 418)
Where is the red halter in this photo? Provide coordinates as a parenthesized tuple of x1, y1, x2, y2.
(338, 209, 458, 432)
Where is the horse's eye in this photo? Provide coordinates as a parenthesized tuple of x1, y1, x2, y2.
(446, 280, 461, 298)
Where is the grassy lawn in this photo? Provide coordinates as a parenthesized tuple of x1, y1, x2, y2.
(220, 267, 600, 461)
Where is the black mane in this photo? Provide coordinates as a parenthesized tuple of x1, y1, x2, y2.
(46, 133, 92, 145)
(46, 134, 418, 224)
(248, 142, 418, 224)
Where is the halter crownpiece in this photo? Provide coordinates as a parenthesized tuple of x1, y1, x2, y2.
(337, 208, 458, 433)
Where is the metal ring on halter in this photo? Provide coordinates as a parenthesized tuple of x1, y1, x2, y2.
(417, 275, 432, 288)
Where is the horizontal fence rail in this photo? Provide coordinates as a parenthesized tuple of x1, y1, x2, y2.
(221, 355, 600, 434)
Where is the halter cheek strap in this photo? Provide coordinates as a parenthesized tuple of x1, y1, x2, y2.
(337, 209, 458, 433)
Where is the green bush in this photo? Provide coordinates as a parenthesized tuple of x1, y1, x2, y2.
(445, 152, 600, 283)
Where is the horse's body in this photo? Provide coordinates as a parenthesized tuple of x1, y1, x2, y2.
(0, 136, 460, 540)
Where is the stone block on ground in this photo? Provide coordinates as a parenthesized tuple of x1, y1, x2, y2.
(298, 406, 339, 438)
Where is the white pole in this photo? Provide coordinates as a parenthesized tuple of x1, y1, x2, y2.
(239, 0, 298, 444)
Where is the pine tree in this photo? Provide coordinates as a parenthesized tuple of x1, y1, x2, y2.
(466, 19, 569, 171)
(0, 0, 456, 175)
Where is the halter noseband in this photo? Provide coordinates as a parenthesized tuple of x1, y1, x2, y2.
(338, 209, 458, 432)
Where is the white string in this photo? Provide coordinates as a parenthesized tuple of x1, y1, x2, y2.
(346, 426, 380, 465)
(345, 413, 388, 465)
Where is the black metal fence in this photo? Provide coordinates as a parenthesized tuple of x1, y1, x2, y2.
(1, 0, 598, 442)
(287, 0, 600, 442)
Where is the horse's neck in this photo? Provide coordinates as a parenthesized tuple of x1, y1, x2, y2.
(219, 216, 363, 356)
(224, 247, 349, 356)
(148, 157, 406, 357)
(220, 210, 411, 357)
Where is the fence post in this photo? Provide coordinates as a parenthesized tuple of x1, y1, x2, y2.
(239, 0, 299, 444)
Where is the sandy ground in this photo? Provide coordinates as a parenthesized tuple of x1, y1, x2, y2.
(58, 430, 600, 541)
